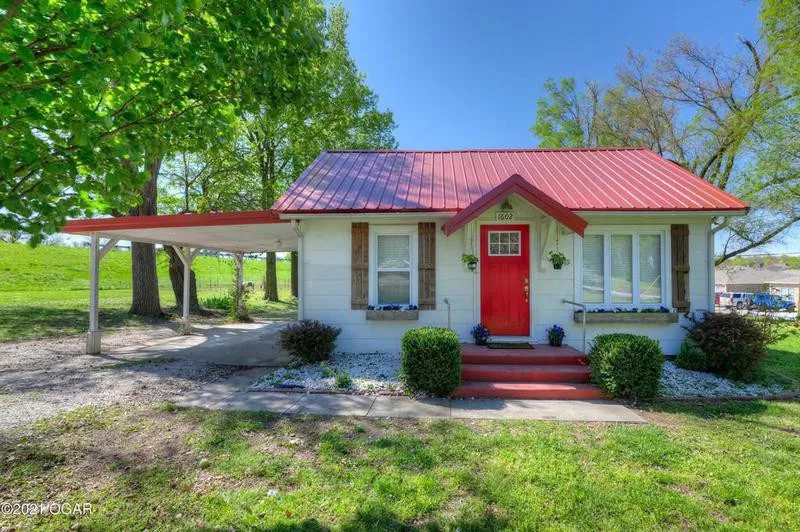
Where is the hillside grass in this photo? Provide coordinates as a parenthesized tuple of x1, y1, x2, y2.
(0, 242, 295, 341)
(1, 400, 799, 530)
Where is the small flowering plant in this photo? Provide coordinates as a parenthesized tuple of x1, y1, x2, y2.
(547, 324, 565, 347)
(471, 323, 491, 345)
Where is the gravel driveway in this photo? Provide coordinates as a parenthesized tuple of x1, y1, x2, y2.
(0, 321, 289, 431)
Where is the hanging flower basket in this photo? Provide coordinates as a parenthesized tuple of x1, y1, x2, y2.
(461, 253, 478, 271)
(548, 251, 569, 270)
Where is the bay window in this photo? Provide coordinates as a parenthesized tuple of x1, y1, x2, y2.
(582, 230, 665, 307)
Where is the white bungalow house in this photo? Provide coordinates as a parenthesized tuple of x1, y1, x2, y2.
(63, 147, 747, 398)
(272, 148, 748, 355)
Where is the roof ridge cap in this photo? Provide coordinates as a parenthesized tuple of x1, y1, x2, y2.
(324, 146, 651, 154)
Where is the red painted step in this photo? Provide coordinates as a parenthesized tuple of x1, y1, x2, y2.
(451, 382, 604, 400)
(461, 351, 589, 366)
(461, 364, 590, 383)
(460, 344, 588, 366)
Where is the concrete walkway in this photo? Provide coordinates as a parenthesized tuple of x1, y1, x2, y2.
(176, 370, 646, 423)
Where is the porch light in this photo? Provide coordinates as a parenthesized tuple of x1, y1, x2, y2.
(500, 198, 513, 211)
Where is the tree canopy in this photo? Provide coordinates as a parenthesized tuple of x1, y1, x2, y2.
(158, 4, 396, 216)
(0, 0, 326, 243)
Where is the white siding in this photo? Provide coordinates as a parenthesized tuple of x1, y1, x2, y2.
(300, 217, 475, 353)
(299, 210, 715, 355)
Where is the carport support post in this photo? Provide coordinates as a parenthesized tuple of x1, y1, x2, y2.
(233, 252, 244, 317)
(86, 233, 119, 354)
(173, 246, 201, 334)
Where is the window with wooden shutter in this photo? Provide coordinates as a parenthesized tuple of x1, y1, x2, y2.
(671, 224, 690, 312)
(418, 222, 436, 310)
(351, 223, 369, 309)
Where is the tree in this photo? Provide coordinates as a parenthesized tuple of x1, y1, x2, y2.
(159, 144, 256, 311)
(532, 35, 800, 263)
(239, 4, 396, 301)
(0, 0, 326, 244)
(128, 161, 163, 316)
(762, 0, 800, 91)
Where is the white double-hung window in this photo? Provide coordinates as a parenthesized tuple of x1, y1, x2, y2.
(581, 229, 666, 307)
(371, 226, 417, 306)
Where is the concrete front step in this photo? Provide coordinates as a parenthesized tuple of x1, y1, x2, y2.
(461, 364, 590, 383)
(451, 382, 604, 400)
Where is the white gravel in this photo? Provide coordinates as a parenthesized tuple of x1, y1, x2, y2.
(0, 326, 244, 431)
(660, 361, 787, 398)
(250, 352, 402, 393)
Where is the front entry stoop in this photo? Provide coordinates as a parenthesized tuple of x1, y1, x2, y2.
(452, 344, 604, 400)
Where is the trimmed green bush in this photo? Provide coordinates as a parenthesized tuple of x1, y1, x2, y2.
(675, 338, 707, 371)
(279, 320, 341, 363)
(400, 327, 461, 396)
(589, 333, 663, 401)
(687, 312, 769, 381)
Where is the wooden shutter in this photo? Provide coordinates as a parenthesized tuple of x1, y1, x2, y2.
(351, 223, 369, 309)
(671, 224, 690, 312)
(418, 222, 436, 310)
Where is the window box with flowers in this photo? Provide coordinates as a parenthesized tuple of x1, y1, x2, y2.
(366, 305, 419, 321)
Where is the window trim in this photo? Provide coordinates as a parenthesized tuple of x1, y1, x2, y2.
(581, 227, 668, 308)
(369, 225, 418, 307)
(487, 230, 522, 256)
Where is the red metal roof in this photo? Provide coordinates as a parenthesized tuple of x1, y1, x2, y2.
(62, 210, 285, 233)
(273, 148, 748, 213)
(443, 174, 588, 236)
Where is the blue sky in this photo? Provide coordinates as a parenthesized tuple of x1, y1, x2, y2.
(340, 0, 761, 149)
(339, 0, 800, 254)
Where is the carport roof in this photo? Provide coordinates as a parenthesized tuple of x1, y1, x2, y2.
(61, 210, 297, 253)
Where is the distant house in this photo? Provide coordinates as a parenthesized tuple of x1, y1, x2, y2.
(716, 266, 800, 306)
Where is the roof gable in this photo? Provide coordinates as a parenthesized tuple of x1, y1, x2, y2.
(442, 174, 588, 236)
(273, 148, 749, 213)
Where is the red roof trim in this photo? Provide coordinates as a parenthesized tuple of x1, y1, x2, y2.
(61, 210, 286, 234)
(442, 174, 589, 236)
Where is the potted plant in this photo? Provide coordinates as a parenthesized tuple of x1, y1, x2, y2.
(471, 323, 490, 345)
(548, 251, 569, 270)
(547, 324, 565, 347)
(461, 253, 478, 271)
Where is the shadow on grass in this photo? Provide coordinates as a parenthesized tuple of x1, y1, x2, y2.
(0, 300, 297, 342)
(647, 399, 771, 419)
(0, 306, 170, 342)
(646, 399, 800, 435)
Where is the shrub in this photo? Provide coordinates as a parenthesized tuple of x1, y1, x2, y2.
(228, 284, 252, 322)
(589, 333, 663, 401)
(400, 327, 461, 396)
(335, 371, 352, 389)
(201, 293, 233, 311)
(674, 338, 707, 371)
(279, 320, 341, 363)
(686, 312, 771, 381)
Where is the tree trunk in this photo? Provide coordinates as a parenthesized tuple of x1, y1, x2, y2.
(290, 250, 298, 298)
(128, 159, 163, 317)
(264, 252, 279, 301)
(165, 246, 201, 313)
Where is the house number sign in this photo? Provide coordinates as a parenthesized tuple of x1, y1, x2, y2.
(495, 211, 514, 221)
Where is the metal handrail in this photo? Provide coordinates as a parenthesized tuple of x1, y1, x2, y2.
(562, 299, 586, 354)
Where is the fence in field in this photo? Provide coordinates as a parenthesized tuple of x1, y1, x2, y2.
(157, 277, 291, 293)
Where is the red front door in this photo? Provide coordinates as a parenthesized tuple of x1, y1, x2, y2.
(480, 224, 530, 336)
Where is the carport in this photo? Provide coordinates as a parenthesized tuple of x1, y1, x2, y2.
(62, 210, 300, 354)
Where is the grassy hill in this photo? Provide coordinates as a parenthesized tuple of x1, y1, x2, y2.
(0, 242, 294, 341)
(0, 241, 289, 291)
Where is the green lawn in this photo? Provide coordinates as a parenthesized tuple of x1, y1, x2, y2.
(1, 400, 798, 530)
(0, 242, 295, 341)
(764, 329, 800, 384)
